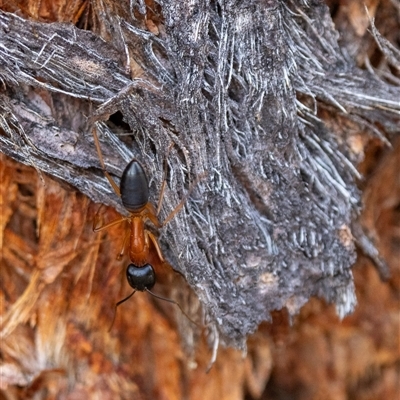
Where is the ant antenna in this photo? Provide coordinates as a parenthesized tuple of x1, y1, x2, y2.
(144, 288, 199, 327)
(108, 288, 199, 331)
(108, 290, 137, 331)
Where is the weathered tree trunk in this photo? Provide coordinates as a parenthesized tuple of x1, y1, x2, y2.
(1, 0, 399, 399)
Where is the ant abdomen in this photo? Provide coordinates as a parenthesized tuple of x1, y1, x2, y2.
(126, 263, 156, 291)
(120, 159, 149, 212)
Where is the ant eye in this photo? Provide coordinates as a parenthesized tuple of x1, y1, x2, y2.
(126, 264, 156, 291)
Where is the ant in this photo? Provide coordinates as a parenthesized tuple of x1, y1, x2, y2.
(91, 126, 197, 327)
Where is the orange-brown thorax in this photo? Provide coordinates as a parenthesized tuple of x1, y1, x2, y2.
(129, 216, 148, 266)
(128, 203, 162, 267)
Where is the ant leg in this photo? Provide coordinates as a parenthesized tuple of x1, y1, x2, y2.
(117, 227, 130, 260)
(146, 231, 165, 262)
(157, 178, 167, 216)
(92, 126, 121, 196)
(156, 143, 174, 216)
(93, 215, 127, 232)
(93, 203, 106, 232)
(162, 195, 188, 227)
(162, 173, 207, 227)
(144, 203, 161, 228)
(155, 142, 206, 227)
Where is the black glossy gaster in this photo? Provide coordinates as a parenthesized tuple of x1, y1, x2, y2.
(120, 160, 149, 212)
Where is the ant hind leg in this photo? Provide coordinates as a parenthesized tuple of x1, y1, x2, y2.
(91, 126, 121, 197)
(162, 172, 207, 227)
(156, 143, 174, 216)
(155, 143, 199, 226)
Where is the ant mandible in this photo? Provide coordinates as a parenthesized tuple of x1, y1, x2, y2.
(91, 126, 195, 325)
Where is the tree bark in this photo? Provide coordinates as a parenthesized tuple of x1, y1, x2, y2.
(0, 0, 399, 399)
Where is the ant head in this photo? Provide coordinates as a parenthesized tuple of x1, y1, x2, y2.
(110, 264, 198, 331)
(126, 263, 156, 291)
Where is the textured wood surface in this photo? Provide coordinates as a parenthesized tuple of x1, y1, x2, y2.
(1, 0, 399, 399)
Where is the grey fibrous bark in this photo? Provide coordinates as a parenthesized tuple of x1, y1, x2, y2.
(0, 1, 399, 346)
